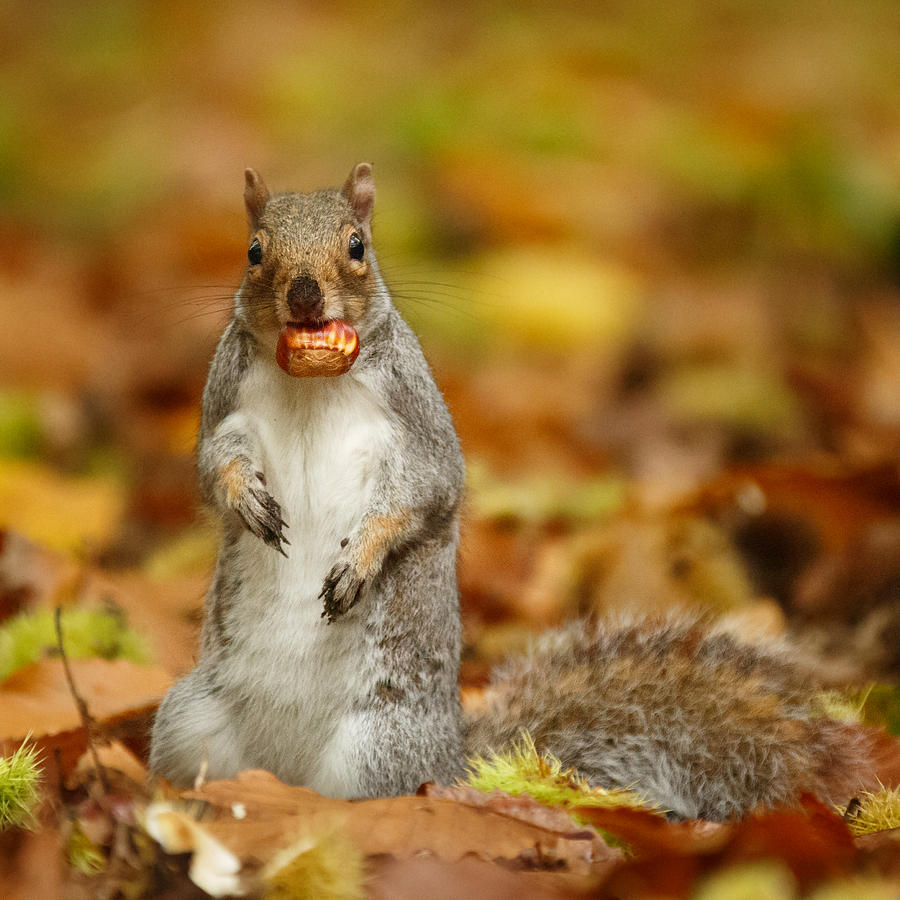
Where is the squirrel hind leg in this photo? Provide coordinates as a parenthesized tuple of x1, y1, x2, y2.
(149, 668, 245, 788)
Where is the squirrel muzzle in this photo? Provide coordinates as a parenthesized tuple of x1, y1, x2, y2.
(286, 274, 325, 322)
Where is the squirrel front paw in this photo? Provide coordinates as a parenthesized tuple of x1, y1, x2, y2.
(319, 562, 365, 624)
(219, 457, 289, 555)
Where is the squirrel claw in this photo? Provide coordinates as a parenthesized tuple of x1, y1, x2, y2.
(233, 475, 289, 556)
(319, 563, 365, 623)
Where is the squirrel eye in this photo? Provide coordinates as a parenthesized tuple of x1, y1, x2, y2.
(248, 238, 262, 266)
(348, 233, 364, 261)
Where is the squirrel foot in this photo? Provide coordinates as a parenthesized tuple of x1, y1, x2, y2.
(319, 561, 365, 623)
(221, 459, 289, 555)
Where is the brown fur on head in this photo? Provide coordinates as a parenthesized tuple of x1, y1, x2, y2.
(238, 164, 377, 337)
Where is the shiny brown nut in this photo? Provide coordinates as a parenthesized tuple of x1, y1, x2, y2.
(276, 320, 361, 378)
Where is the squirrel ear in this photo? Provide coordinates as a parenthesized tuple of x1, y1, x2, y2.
(341, 163, 375, 229)
(244, 168, 270, 229)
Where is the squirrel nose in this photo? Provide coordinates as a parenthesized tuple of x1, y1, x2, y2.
(286, 275, 324, 322)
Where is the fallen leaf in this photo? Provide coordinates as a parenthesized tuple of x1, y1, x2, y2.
(573, 805, 728, 859)
(369, 854, 597, 900)
(0, 821, 68, 900)
(0, 529, 203, 675)
(0, 460, 126, 556)
(593, 796, 858, 898)
(186, 769, 622, 876)
(74, 740, 148, 788)
(0, 658, 171, 777)
(425, 783, 621, 855)
(718, 796, 856, 890)
(0, 530, 81, 624)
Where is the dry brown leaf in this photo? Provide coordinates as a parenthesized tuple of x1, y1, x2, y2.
(95, 571, 205, 675)
(459, 518, 539, 625)
(0, 460, 126, 556)
(0, 658, 171, 741)
(594, 796, 858, 898)
(853, 827, 900, 886)
(0, 529, 82, 623)
(369, 854, 598, 900)
(187, 769, 622, 876)
(424, 783, 619, 856)
(572, 805, 728, 859)
(717, 796, 857, 888)
(689, 462, 900, 557)
(0, 823, 68, 900)
(74, 739, 149, 787)
(0, 658, 171, 776)
(533, 512, 755, 621)
(0, 528, 203, 675)
(855, 826, 900, 853)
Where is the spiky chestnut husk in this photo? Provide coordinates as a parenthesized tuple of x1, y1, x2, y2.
(0, 739, 42, 830)
(276, 320, 360, 378)
(464, 732, 658, 815)
(0, 607, 151, 683)
(838, 784, 900, 836)
(262, 830, 365, 900)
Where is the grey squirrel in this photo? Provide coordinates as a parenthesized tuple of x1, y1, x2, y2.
(149, 165, 873, 820)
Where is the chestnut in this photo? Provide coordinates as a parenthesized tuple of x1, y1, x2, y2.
(275, 320, 360, 378)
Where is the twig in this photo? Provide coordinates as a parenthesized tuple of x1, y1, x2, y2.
(54, 605, 110, 795)
(193, 756, 209, 792)
(843, 796, 861, 822)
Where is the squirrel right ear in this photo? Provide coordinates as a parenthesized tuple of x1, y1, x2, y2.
(341, 163, 375, 232)
(244, 168, 270, 229)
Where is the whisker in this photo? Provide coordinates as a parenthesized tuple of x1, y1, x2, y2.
(387, 286, 469, 298)
(386, 285, 503, 311)
(121, 280, 279, 316)
(125, 291, 277, 327)
(390, 294, 480, 322)
(117, 285, 243, 307)
(154, 306, 242, 328)
(125, 297, 239, 327)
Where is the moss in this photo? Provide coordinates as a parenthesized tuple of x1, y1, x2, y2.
(0, 606, 151, 684)
(0, 738, 42, 830)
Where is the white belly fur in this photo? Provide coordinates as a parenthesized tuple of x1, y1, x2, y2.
(216, 356, 394, 794)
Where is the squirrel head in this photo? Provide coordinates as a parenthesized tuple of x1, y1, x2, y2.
(237, 164, 378, 338)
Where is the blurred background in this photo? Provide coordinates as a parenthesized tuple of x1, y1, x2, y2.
(1, 0, 899, 688)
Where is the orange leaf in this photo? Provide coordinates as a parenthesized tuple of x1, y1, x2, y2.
(0, 658, 171, 777)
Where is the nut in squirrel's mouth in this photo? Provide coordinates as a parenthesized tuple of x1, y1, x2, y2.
(276, 320, 360, 378)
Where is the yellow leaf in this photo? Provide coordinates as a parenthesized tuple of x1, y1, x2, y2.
(0, 460, 125, 554)
(468, 250, 643, 352)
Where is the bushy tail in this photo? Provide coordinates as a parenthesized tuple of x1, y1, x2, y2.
(465, 617, 876, 821)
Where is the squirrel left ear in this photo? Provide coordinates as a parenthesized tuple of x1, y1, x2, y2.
(341, 163, 375, 232)
(244, 168, 270, 230)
